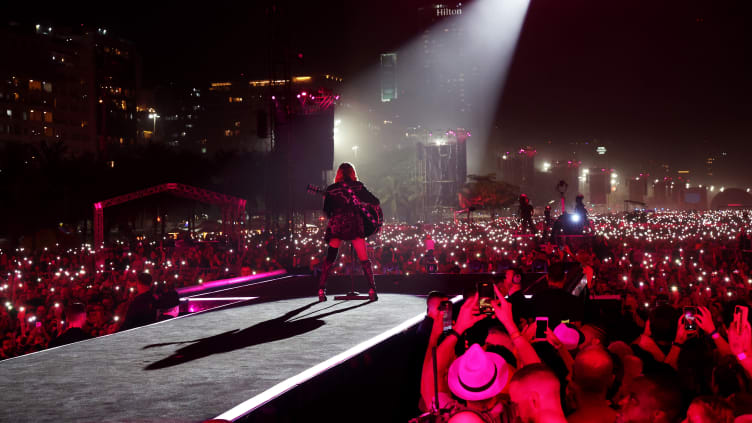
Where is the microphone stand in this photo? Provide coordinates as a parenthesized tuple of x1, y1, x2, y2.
(334, 241, 369, 300)
(409, 345, 450, 422)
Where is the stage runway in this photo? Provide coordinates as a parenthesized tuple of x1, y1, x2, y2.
(0, 292, 427, 423)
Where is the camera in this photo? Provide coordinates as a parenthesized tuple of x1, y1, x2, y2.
(439, 301, 453, 332)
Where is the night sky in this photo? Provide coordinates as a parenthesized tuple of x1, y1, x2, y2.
(498, 0, 752, 180)
(5, 0, 752, 184)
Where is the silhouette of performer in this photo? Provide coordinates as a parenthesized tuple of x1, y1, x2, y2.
(519, 194, 536, 235)
(543, 205, 553, 238)
(574, 194, 588, 229)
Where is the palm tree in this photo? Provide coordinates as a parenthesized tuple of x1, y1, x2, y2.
(377, 175, 421, 222)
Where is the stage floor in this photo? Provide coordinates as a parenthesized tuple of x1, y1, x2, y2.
(0, 292, 426, 423)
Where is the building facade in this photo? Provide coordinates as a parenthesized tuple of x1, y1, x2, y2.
(0, 22, 141, 156)
(201, 74, 342, 155)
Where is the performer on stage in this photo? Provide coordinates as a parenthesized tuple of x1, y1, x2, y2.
(318, 162, 380, 302)
(519, 194, 536, 235)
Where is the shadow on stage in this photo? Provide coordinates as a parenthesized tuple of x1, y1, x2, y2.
(142, 300, 372, 370)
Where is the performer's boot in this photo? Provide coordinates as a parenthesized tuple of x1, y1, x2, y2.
(318, 259, 334, 302)
(361, 259, 378, 301)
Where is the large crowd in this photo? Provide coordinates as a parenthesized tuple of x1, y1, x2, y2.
(408, 209, 752, 423)
(0, 234, 284, 359)
(4, 209, 752, 423)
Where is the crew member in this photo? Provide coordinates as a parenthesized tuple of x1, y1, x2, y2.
(543, 205, 552, 238)
(575, 194, 588, 229)
(519, 194, 536, 235)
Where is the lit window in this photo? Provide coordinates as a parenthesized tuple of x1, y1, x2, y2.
(81, 120, 88, 128)
(43, 82, 53, 93)
(234, 121, 240, 128)
(43, 112, 52, 122)
(29, 80, 42, 91)
(44, 126, 53, 137)
(201, 147, 207, 154)
(224, 129, 232, 136)
(5, 110, 10, 117)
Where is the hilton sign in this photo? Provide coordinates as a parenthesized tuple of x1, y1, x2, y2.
(436, 8, 462, 17)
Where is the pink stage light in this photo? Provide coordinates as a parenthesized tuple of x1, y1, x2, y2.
(177, 269, 287, 295)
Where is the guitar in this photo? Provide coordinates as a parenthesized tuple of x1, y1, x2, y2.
(306, 184, 383, 237)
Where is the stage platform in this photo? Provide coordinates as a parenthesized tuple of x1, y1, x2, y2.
(0, 272, 493, 422)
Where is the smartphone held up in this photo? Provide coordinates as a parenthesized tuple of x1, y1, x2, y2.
(477, 281, 495, 315)
(535, 317, 548, 340)
(683, 306, 697, 331)
(735, 305, 749, 336)
(439, 300, 453, 332)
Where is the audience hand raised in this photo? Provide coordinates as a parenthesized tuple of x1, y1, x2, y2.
(694, 306, 715, 334)
(729, 318, 751, 357)
(454, 292, 484, 335)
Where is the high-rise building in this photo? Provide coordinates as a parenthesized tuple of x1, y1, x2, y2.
(202, 74, 342, 155)
(628, 177, 648, 203)
(651, 176, 683, 209)
(0, 22, 141, 156)
(586, 168, 611, 206)
(138, 85, 204, 151)
(497, 146, 536, 191)
(408, 2, 475, 128)
(380, 53, 398, 103)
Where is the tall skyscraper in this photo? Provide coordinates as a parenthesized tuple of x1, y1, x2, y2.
(497, 146, 536, 191)
(380, 53, 398, 103)
(588, 169, 610, 205)
(411, 2, 474, 128)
